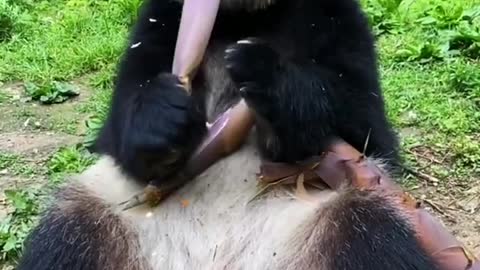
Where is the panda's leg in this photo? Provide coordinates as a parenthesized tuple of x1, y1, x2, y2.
(285, 188, 438, 269)
(94, 0, 207, 183)
(224, 39, 400, 168)
(17, 184, 148, 270)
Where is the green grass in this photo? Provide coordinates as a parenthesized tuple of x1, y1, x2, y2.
(0, 147, 95, 264)
(0, 152, 43, 263)
(47, 145, 97, 184)
(1, 0, 480, 266)
(1, 188, 43, 263)
(0, 91, 7, 103)
(362, 0, 480, 175)
(0, 0, 140, 83)
(381, 62, 480, 135)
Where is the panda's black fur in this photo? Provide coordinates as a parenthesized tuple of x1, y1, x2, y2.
(93, 0, 401, 183)
(18, 0, 439, 269)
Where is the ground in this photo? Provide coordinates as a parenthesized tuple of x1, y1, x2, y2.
(0, 0, 479, 268)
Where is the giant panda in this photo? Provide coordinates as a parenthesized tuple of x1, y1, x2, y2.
(17, 0, 440, 269)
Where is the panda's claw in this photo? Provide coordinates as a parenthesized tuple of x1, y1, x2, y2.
(224, 38, 280, 87)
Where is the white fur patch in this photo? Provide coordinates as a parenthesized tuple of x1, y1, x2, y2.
(76, 156, 144, 205)
(79, 134, 339, 269)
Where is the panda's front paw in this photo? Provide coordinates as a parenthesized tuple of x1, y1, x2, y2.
(115, 73, 206, 181)
(225, 38, 280, 88)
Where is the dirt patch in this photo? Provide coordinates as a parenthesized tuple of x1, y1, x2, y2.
(0, 174, 43, 191)
(405, 141, 480, 254)
(0, 174, 46, 231)
(0, 174, 45, 219)
(0, 174, 46, 270)
(0, 80, 92, 102)
(0, 130, 79, 257)
(0, 131, 81, 158)
(399, 126, 423, 138)
(0, 80, 92, 236)
(0, 130, 81, 218)
(0, 82, 24, 98)
(0, 183, 12, 221)
(0, 80, 93, 135)
(409, 181, 480, 254)
(0, 262, 14, 270)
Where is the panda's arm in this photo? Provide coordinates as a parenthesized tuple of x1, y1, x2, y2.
(273, 42, 399, 167)
(226, 39, 398, 164)
(225, 3, 399, 165)
(94, 0, 206, 182)
(263, 60, 397, 162)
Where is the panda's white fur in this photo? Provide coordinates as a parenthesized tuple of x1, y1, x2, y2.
(73, 132, 340, 269)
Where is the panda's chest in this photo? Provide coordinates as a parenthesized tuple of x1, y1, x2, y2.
(128, 137, 327, 269)
(200, 41, 240, 122)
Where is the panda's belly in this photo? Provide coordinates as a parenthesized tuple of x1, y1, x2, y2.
(120, 137, 338, 270)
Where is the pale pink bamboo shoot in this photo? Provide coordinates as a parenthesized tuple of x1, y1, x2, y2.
(172, 0, 221, 90)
